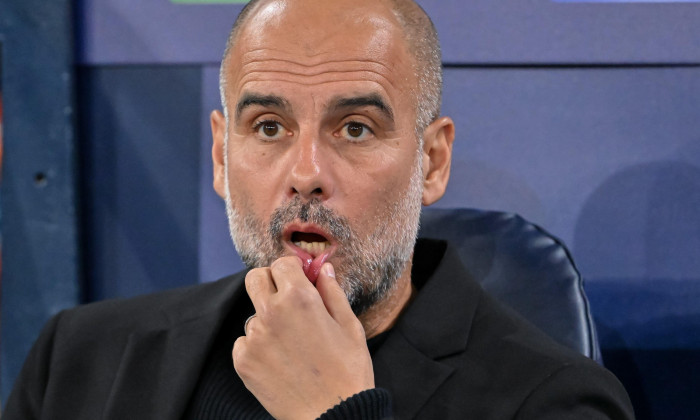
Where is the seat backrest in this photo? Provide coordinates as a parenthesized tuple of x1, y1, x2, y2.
(418, 207, 601, 362)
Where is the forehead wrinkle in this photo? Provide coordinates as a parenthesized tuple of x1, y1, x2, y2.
(239, 59, 398, 80)
(237, 70, 399, 93)
(240, 50, 398, 72)
(240, 66, 394, 79)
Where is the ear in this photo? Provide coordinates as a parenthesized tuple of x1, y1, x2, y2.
(211, 109, 227, 199)
(421, 116, 455, 206)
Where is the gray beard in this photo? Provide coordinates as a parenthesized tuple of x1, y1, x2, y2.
(224, 151, 424, 316)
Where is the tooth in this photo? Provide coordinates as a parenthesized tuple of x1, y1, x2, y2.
(294, 240, 331, 254)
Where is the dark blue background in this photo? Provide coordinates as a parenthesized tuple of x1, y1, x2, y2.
(2, 1, 699, 418)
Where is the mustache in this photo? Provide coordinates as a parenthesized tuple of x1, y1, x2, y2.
(268, 198, 353, 242)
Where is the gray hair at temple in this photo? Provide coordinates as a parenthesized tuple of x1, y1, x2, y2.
(217, 0, 443, 140)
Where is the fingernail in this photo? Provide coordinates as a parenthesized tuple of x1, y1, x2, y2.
(323, 263, 335, 279)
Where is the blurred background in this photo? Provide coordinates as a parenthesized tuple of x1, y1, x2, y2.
(1, 0, 699, 418)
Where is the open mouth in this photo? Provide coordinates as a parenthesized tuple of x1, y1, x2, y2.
(284, 226, 335, 284)
(291, 231, 331, 257)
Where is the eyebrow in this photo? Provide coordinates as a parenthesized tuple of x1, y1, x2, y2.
(329, 94, 395, 122)
(235, 93, 291, 120)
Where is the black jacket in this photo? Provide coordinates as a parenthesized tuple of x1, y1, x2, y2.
(5, 239, 634, 419)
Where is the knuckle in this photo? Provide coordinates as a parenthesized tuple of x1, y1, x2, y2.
(245, 267, 270, 287)
(350, 319, 367, 339)
(255, 302, 269, 318)
(265, 299, 286, 325)
(233, 359, 250, 379)
(286, 284, 316, 308)
(245, 268, 269, 290)
(270, 256, 300, 274)
(244, 320, 255, 335)
(232, 338, 246, 363)
(232, 339, 253, 377)
(247, 266, 268, 278)
(356, 327, 368, 341)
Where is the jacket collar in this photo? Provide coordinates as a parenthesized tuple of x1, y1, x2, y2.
(373, 239, 482, 419)
(103, 272, 248, 420)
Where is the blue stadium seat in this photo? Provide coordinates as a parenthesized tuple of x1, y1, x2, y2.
(419, 208, 602, 362)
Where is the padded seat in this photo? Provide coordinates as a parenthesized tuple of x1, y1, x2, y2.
(418, 207, 602, 362)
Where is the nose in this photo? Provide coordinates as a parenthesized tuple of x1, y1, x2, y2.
(285, 131, 333, 201)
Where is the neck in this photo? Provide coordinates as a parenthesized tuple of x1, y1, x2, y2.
(358, 259, 415, 339)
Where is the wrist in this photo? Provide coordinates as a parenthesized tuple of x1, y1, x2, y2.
(316, 388, 393, 420)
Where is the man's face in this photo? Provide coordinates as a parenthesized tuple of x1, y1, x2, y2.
(215, 0, 424, 314)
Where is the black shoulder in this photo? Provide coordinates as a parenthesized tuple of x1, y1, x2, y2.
(435, 292, 635, 418)
(515, 360, 635, 419)
(55, 273, 245, 339)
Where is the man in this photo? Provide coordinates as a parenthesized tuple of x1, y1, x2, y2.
(5, 0, 634, 418)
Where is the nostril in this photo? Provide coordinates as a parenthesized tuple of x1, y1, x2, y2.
(290, 186, 323, 198)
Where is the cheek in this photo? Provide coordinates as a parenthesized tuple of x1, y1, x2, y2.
(228, 136, 275, 174)
(342, 153, 416, 216)
(225, 143, 282, 210)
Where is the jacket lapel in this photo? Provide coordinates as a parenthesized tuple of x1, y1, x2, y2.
(373, 240, 482, 419)
(373, 331, 454, 419)
(102, 273, 247, 420)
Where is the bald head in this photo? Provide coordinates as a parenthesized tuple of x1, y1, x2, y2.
(219, 0, 442, 135)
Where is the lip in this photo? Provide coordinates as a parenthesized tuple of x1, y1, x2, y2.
(282, 223, 337, 284)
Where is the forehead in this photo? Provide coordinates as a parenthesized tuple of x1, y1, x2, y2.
(238, 0, 403, 51)
(225, 0, 415, 109)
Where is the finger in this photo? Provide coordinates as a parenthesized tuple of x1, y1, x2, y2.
(231, 336, 250, 378)
(245, 268, 276, 314)
(244, 314, 257, 335)
(315, 262, 356, 324)
(269, 256, 312, 292)
(232, 335, 245, 366)
(246, 267, 277, 297)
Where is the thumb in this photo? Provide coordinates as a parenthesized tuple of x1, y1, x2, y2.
(315, 262, 355, 323)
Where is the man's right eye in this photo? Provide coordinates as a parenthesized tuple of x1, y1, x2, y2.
(254, 120, 286, 141)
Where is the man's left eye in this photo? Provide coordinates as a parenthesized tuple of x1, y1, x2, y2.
(340, 122, 372, 141)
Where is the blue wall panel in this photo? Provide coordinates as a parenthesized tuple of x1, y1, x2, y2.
(0, 0, 80, 402)
(76, 0, 700, 65)
(78, 66, 202, 301)
(438, 66, 700, 254)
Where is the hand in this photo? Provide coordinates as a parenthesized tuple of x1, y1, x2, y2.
(233, 256, 375, 420)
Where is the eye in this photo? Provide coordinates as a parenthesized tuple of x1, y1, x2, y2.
(340, 121, 373, 142)
(254, 120, 286, 141)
